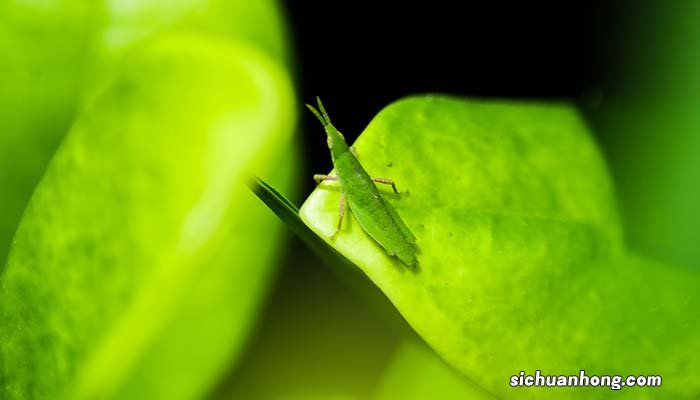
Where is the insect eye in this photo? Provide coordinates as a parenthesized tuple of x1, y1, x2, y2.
(327, 135, 333, 148)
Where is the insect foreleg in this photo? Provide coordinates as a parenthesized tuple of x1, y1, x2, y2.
(371, 177, 399, 194)
(313, 174, 337, 185)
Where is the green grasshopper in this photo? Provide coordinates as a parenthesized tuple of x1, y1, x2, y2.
(306, 97, 418, 268)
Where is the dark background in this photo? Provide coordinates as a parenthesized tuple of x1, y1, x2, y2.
(283, 1, 622, 181)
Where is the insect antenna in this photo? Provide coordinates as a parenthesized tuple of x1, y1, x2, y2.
(316, 97, 332, 124)
(305, 103, 327, 126)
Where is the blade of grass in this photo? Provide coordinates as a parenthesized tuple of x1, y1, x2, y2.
(246, 175, 357, 271)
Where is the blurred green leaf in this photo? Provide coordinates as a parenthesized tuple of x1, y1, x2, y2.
(299, 95, 700, 398)
(590, 2, 700, 268)
(0, 1, 95, 266)
(373, 338, 495, 400)
(0, 34, 296, 399)
(215, 250, 402, 400)
(84, 0, 293, 98)
(0, 0, 292, 268)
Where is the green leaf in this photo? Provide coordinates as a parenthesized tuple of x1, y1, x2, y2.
(0, 34, 296, 399)
(241, 179, 485, 399)
(299, 95, 700, 398)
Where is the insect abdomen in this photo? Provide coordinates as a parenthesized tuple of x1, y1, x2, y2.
(346, 190, 417, 267)
(336, 149, 417, 267)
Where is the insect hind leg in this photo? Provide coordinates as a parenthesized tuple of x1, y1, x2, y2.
(330, 193, 346, 241)
(313, 174, 337, 185)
